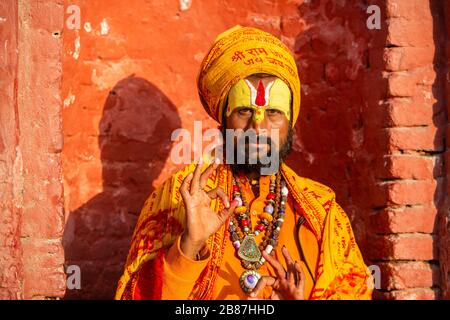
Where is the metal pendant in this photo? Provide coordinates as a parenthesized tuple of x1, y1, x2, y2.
(240, 270, 262, 293)
(238, 235, 262, 262)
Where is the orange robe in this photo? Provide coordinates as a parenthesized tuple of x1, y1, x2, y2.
(116, 162, 373, 300)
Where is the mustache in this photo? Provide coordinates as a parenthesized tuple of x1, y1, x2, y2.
(238, 135, 275, 145)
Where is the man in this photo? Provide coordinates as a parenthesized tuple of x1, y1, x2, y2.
(115, 26, 373, 300)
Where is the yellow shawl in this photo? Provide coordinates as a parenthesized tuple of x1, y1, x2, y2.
(115, 161, 373, 300)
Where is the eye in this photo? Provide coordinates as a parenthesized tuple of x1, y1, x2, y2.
(266, 109, 282, 115)
(238, 107, 253, 116)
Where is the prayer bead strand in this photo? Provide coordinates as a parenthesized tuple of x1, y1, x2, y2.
(228, 170, 288, 271)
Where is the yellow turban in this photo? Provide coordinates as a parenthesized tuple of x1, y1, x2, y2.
(197, 25, 301, 127)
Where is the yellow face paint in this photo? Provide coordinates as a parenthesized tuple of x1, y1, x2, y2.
(226, 78, 291, 124)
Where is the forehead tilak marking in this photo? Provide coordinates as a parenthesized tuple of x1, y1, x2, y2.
(244, 79, 274, 107)
(255, 80, 265, 106)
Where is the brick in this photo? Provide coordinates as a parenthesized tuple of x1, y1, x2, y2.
(378, 261, 439, 290)
(377, 154, 435, 180)
(387, 127, 445, 152)
(386, 0, 433, 20)
(387, 17, 433, 47)
(374, 180, 436, 206)
(385, 98, 435, 127)
(387, 234, 436, 260)
(384, 47, 434, 72)
(372, 204, 438, 234)
(387, 72, 418, 97)
(368, 234, 437, 261)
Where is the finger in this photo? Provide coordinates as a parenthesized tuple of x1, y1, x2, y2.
(272, 279, 281, 291)
(270, 290, 281, 300)
(190, 158, 203, 195)
(180, 172, 193, 202)
(217, 198, 239, 223)
(262, 250, 287, 280)
(294, 261, 306, 291)
(281, 246, 296, 283)
(207, 187, 230, 208)
(200, 158, 219, 189)
(249, 276, 276, 298)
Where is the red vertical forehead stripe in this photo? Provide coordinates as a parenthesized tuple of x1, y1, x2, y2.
(255, 80, 266, 106)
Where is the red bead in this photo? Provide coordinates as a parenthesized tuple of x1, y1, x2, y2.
(233, 185, 240, 192)
(240, 219, 249, 227)
(266, 193, 276, 200)
(256, 224, 265, 231)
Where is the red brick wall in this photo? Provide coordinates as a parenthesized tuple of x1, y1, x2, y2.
(284, 0, 444, 300)
(365, 0, 446, 299)
(56, 0, 450, 299)
(1, 0, 448, 300)
(0, 0, 66, 299)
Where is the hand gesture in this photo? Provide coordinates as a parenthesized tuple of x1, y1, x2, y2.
(180, 158, 238, 260)
(248, 246, 306, 300)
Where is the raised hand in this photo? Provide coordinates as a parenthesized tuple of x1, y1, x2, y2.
(180, 158, 238, 260)
(248, 246, 306, 300)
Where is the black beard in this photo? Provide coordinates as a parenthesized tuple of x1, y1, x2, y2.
(221, 124, 293, 176)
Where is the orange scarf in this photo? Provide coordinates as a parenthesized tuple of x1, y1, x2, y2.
(115, 161, 373, 300)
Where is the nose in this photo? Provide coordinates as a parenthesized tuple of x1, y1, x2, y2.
(250, 113, 268, 136)
(250, 117, 260, 129)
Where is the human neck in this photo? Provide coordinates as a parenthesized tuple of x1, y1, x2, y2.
(230, 166, 261, 181)
(245, 170, 260, 181)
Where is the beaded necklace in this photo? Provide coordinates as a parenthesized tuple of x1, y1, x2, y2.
(228, 171, 289, 293)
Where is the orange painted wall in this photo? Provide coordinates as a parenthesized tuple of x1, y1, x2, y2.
(61, 0, 313, 299)
(0, 0, 445, 299)
(60, 0, 449, 299)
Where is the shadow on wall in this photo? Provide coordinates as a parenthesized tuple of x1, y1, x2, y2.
(63, 75, 181, 299)
(286, 0, 388, 298)
(431, 0, 449, 299)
